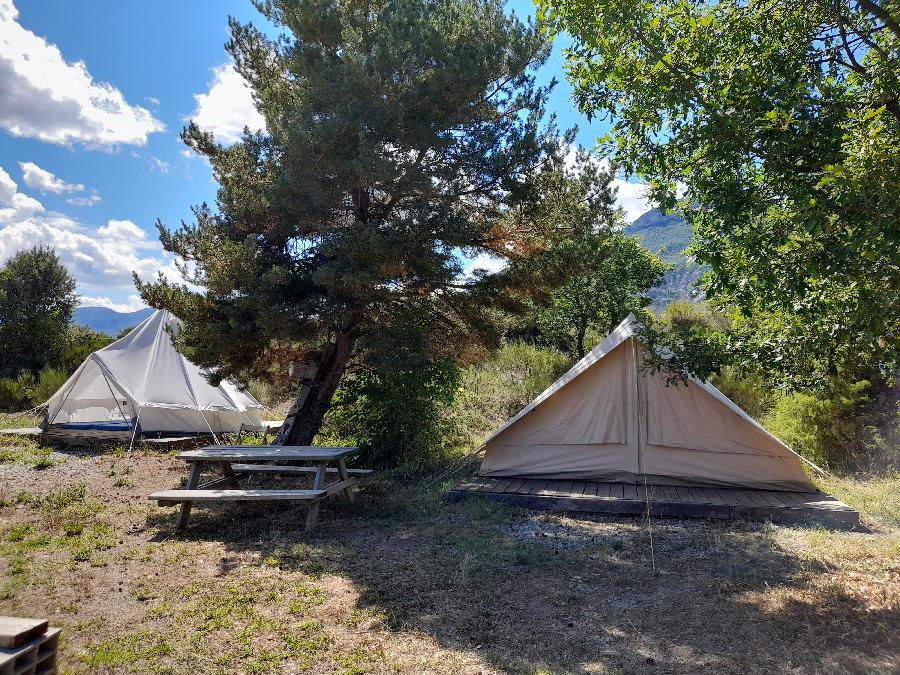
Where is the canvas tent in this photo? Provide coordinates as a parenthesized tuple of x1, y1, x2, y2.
(480, 314, 815, 492)
(45, 310, 264, 436)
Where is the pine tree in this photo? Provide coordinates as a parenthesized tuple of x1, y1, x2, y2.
(137, 0, 565, 444)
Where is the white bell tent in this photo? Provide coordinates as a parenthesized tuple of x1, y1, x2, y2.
(45, 310, 264, 436)
(479, 314, 816, 492)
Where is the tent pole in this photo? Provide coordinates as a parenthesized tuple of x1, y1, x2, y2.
(199, 409, 220, 445)
(101, 371, 128, 424)
(126, 406, 142, 456)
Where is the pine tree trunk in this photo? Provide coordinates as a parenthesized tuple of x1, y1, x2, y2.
(274, 332, 355, 446)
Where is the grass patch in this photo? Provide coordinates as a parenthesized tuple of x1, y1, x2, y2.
(83, 630, 173, 671)
(0, 441, 59, 469)
(815, 473, 900, 527)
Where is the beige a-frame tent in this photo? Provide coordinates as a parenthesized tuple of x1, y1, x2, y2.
(480, 315, 815, 492)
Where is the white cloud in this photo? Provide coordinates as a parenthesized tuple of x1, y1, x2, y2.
(0, 0, 165, 146)
(97, 218, 147, 241)
(19, 161, 83, 193)
(612, 179, 653, 223)
(66, 189, 101, 207)
(562, 146, 654, 223)
(0, 166, 43, 217)
(79, 294, 147, 312)
(463, 253, 507, 276)
(0, 164, 178, 306)
(144, 96, 160, 107)
(189, 63, 265, 144)
(0, 166, 16, 204)
(147, 156, 170, 174)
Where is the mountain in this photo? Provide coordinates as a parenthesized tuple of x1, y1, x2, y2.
(627, 209, 705, 307)
(73, 307, 155, 336)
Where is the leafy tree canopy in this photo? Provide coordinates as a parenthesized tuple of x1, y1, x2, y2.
(137, 0, 568, 443)
(538, 0, 900, 386)
(516, 151, 668, 357)
(0, 246, 78, 376)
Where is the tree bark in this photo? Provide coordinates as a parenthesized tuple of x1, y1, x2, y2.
(274, 332, 355, 446)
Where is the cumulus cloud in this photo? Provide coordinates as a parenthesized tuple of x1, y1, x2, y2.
(189, 63, 266, 144)
(0, 0, 165, 146)
(78, 294, 147, 312)
(66, 189, 101, 207)
(0, 164, 177, 305)
(562, 146, 655, 223)
(19, 161, 83, 193)
(612, 179, 653, 223)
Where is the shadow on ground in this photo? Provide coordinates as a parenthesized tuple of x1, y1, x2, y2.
(145, 474, 899, 675)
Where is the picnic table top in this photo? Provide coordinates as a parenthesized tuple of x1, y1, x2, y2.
(176, 446, 357, 462)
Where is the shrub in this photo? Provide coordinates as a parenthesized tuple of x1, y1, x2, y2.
(709, 366, 773, 421)
(318, 358, 461, 468)
(446, 342, 573, 449)
(763, 378, 899, 471)
(0, 376, 31, 412)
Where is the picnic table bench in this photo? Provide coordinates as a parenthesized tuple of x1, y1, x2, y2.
(149, 445, 371, 532)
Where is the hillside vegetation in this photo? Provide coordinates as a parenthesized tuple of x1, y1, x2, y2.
(627, 209, 704, 307)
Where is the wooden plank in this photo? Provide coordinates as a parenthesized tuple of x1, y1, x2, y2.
(177, 461, 204, 531)
(151, 489, 327, 502)
(504, 478, 527, 494)
(675, 486, 696, 504)
(571, 481, 586, 496)
(541, 480, 563, 496)
(695, 488, 725, 505)
(0, 617, 47, 648)
(778, 491, 818, 507)
(230, 464, 372, 476)
(660, 485, 680, 502)
(596, 482, 612, 499)
(524, 479, 549, 495)
(178, 446, 356, 462)
(715, 488, 742, 506)
(557, 480, 575, 496)
(336, 458, 355, 504)
(686, 487, 710, 505)
(583, 482, 599, 497)
(447, 482, 860, 529)
(622, 483, 637, 500)
(610, 483, 625, 499)
(491, 479, 515, 494)
(321, 478, 356, 497)
(479, 478, 504, 493)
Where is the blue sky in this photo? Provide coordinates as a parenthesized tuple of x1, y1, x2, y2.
(0, 0, 650, 311)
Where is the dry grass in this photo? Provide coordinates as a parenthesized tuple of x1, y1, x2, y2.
(0, 441, 896, 674)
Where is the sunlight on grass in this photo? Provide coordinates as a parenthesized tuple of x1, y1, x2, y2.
(814, 473, 900, 528)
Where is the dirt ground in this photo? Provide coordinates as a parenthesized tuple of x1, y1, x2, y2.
(0, 439, 897, 674)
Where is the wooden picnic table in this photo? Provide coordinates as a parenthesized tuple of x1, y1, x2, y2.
(149, 445, 370, 532)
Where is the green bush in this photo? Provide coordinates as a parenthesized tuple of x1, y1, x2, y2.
(709, 366, 773, 421)
(447, 342, 573, 450)
(0, 375, 31, 412)
(317, 358, 461, 468)
(31, 367, 69, 405)
(763, 378, 899, 471)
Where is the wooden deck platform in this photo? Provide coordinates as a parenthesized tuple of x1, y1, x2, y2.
(0, 427, 215, 449)
(448, 476, 860, 529)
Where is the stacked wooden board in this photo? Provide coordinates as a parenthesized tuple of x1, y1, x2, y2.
(0, 617, 60, 675)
